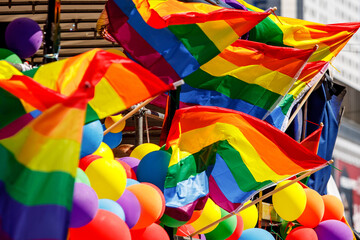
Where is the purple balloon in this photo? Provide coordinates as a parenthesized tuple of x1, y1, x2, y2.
(315, 220, 353, 240)
(116, 189, 141, 228)
(118, 157, 140, 173)
(200, 234, 207, 240)
(70, 183, 99, 228)
(5, 18, 43, 59)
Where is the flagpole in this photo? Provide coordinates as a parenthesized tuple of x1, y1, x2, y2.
(103, 95, 159, 135)
(189, 160, 333, 237)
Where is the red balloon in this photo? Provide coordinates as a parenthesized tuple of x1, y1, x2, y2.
(79, 155, 102, 171)
(187, 210, 203, 224)
(297, 188, 324, 228)
(286, 226, 318, 240)
(131, 223, 170, 240)
(176, 224, 199, 238)
(69, 209, 131, 240)
(321, 195, 344, 221)
(226, 214, 244, 240)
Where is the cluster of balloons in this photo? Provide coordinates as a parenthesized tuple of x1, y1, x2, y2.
(272, 180, 353, 240)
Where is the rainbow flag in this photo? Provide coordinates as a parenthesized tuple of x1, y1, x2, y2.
(180, 39, 316, 119)
(0, 79, 93, 239)
(97, 0, 271, 83)
(22, 49, 175, 123)
(163, 106, 327, 221)
(265, 61, 330, 130)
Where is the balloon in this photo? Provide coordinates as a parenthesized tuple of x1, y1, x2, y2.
(226, 214, 244, 240)
(315, 220, 353, 240)
(238, 200, 258, 230)
(130, 223, 170, 240)
(92, 142, 114, 160)
(104, 114, 126, 133)
(160, 214, 187, 228)
(321, 195, 344, 221)
(272, 181, 306, 221)
(0, 48, 21, 64)
(142, 182, 166, 221)
(297, 188, 324, 228)
(205, 208, 237, 240)
(136, 150, 171, 191)
(130, 143, 160, 160)
(75, 168, 91, 186)
(116, 160, 137, 180)
(102, 124, 123, 149)
(69, 209, 131, 240)
(286, 226, 318, 240)
(190, 198, 221, 234)
(85, 158, 127, 200)
(126, 178, 140, 187)
(116, 189, 141, 229)
(70, 183, 98, 228)
(119, 156, 140, 173)
(239, 228, 275, 240)
(127, 183, 165, 229)
(5, 18, 43, 59)
(80, 120, 103, 158)
(176, 224, 199, 238)
(79, 155, 102, 171)
(98, 199, 125, 221)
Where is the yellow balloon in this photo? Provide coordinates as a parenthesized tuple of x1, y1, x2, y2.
(273, 181, 307, 221)
(85, 158, 127, 200)
(190, 198, 221, 234)
(238, 200, 258, 230)
(130, 143, 160, 160)
(92, 142, 114, 160)
(104, 114, 126, 133)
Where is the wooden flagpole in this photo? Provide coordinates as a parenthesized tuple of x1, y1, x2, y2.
(189, 160, 333, 237)
(103, 95, 159, 135)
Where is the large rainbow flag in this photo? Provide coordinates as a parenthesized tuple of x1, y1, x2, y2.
(97, 0, 271, 83)
(19, 49, 174, 123)
(163, 106, 327, 221)
(0, 78, 93, 239)
(179, 39, 316, 119)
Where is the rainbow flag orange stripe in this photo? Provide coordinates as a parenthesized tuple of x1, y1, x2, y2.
(163, 106, 326, 220)
(180, 39, 315, 119)
(0, 80, 92, 239)
(97, 0, 270, 83)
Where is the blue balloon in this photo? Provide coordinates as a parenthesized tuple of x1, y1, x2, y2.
(136, 150, 171, 192)
(98, 199, 126, 221)
(126, 178, 140, 187)
(80, 120, 103, 158)
(102, 124, 123, 149)
(239, 228, 275, 240)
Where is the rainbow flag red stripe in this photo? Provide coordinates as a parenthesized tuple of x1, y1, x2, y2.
(97, 0, 270, 83)
(163, 106, 327, 220)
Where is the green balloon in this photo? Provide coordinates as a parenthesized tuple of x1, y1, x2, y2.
(0, 48, 22, 64)
(159, 214, 187, 228)
(75, 168, 91, 186)
(204, 208, 237, 240)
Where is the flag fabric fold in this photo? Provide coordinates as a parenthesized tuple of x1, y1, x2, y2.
(0, 77, 94, 239)
(97, 0, 271, 83)
(20, 49, 174, 123)
(180, 39, 316, 119)
(163, 106, 327, 221)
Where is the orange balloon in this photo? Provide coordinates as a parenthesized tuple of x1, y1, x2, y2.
(176, 224, 199, 238)
(187, 210, 203, 224)
(297, 188, 324, 228)
(321, 195, 344, 221)
(69, 210, 131, 240)
(127, 183, 165, 229)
